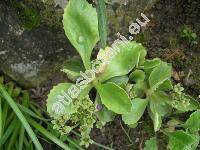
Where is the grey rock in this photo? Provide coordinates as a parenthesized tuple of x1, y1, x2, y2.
(0, 1, 74, 88)
(106, 0, 158, 37)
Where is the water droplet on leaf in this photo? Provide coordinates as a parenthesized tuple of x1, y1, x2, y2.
(78, 36, 84, 43)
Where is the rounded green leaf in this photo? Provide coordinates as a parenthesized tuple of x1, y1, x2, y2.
(149, 92, 172, 117)
(143, 58, 161, 70)
(122, 98, 148, 125)
(98, 41, 147, 82)
(183, 110, 200, 132)
(63, 0, 99, 69)
(96, 82, 132, 114)
(144, 137, 158, 150)
(132, 81, 147, 98)
(158, 79, 173, 91)
(47, 83, 75, 118)
(149, 61, 172, 91)
(166, 131, 197, 150)
(129, 70, 145, 83)
(106, 75, 129, 88)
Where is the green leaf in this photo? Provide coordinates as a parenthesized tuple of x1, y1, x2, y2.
(129, 70, 145, 83)
(106, 75, 129, 87)
(122, 98, 148, 125)
(96, 82, 131, 114)
(190, 133, 199, 150)
(149, 61, 172, 91)
(144, 137, 158, 150)
(62, 57, 85, 81)
(47, 83, 76, 118)
(138, 47, 147, 66)
(94, 94, 116, 122)
(63, 0, 99, 69)
(143, 58, 161, 70)
(98, 41, 146, 82)
(183, 110, 200, 132)
(149, 92, 172, 117)
(158, 79, 173, 91)
(166, 131, 197, 150)
(148, 105, 162, 132)
(132, 81, 147, 98)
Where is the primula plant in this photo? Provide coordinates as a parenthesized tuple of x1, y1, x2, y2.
(46, 0, 200, 148)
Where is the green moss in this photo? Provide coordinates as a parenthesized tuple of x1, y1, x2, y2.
(11, 1, 40, 30)
(19, 7, 40, 30)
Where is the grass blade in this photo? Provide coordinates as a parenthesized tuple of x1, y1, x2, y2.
(0, 119, 16, 147)
(18, 104, 50, 122)
(19, 125, 25, 150)
(2, 82, 14, 133)
(7, 122, 20, 150)
(0, 84, 43, 150)
(19, 91, 29, 150)
(28, 118, 71, 150)
(4, 112, 14, 129)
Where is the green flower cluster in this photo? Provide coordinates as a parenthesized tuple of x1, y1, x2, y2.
(51, 115, 72, 135)
(52, 96, 98, 147)
(171, 84, 190, 109)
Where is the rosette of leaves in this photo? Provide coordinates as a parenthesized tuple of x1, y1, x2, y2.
(47, 0, 146, 146)
(46, 0, 200, 147)
(122, 58, 200, 131)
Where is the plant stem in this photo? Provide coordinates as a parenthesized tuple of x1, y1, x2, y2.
(120, 121, 134, 145)
(0, 84, 43, 150)
(97, 0, 107, 49)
